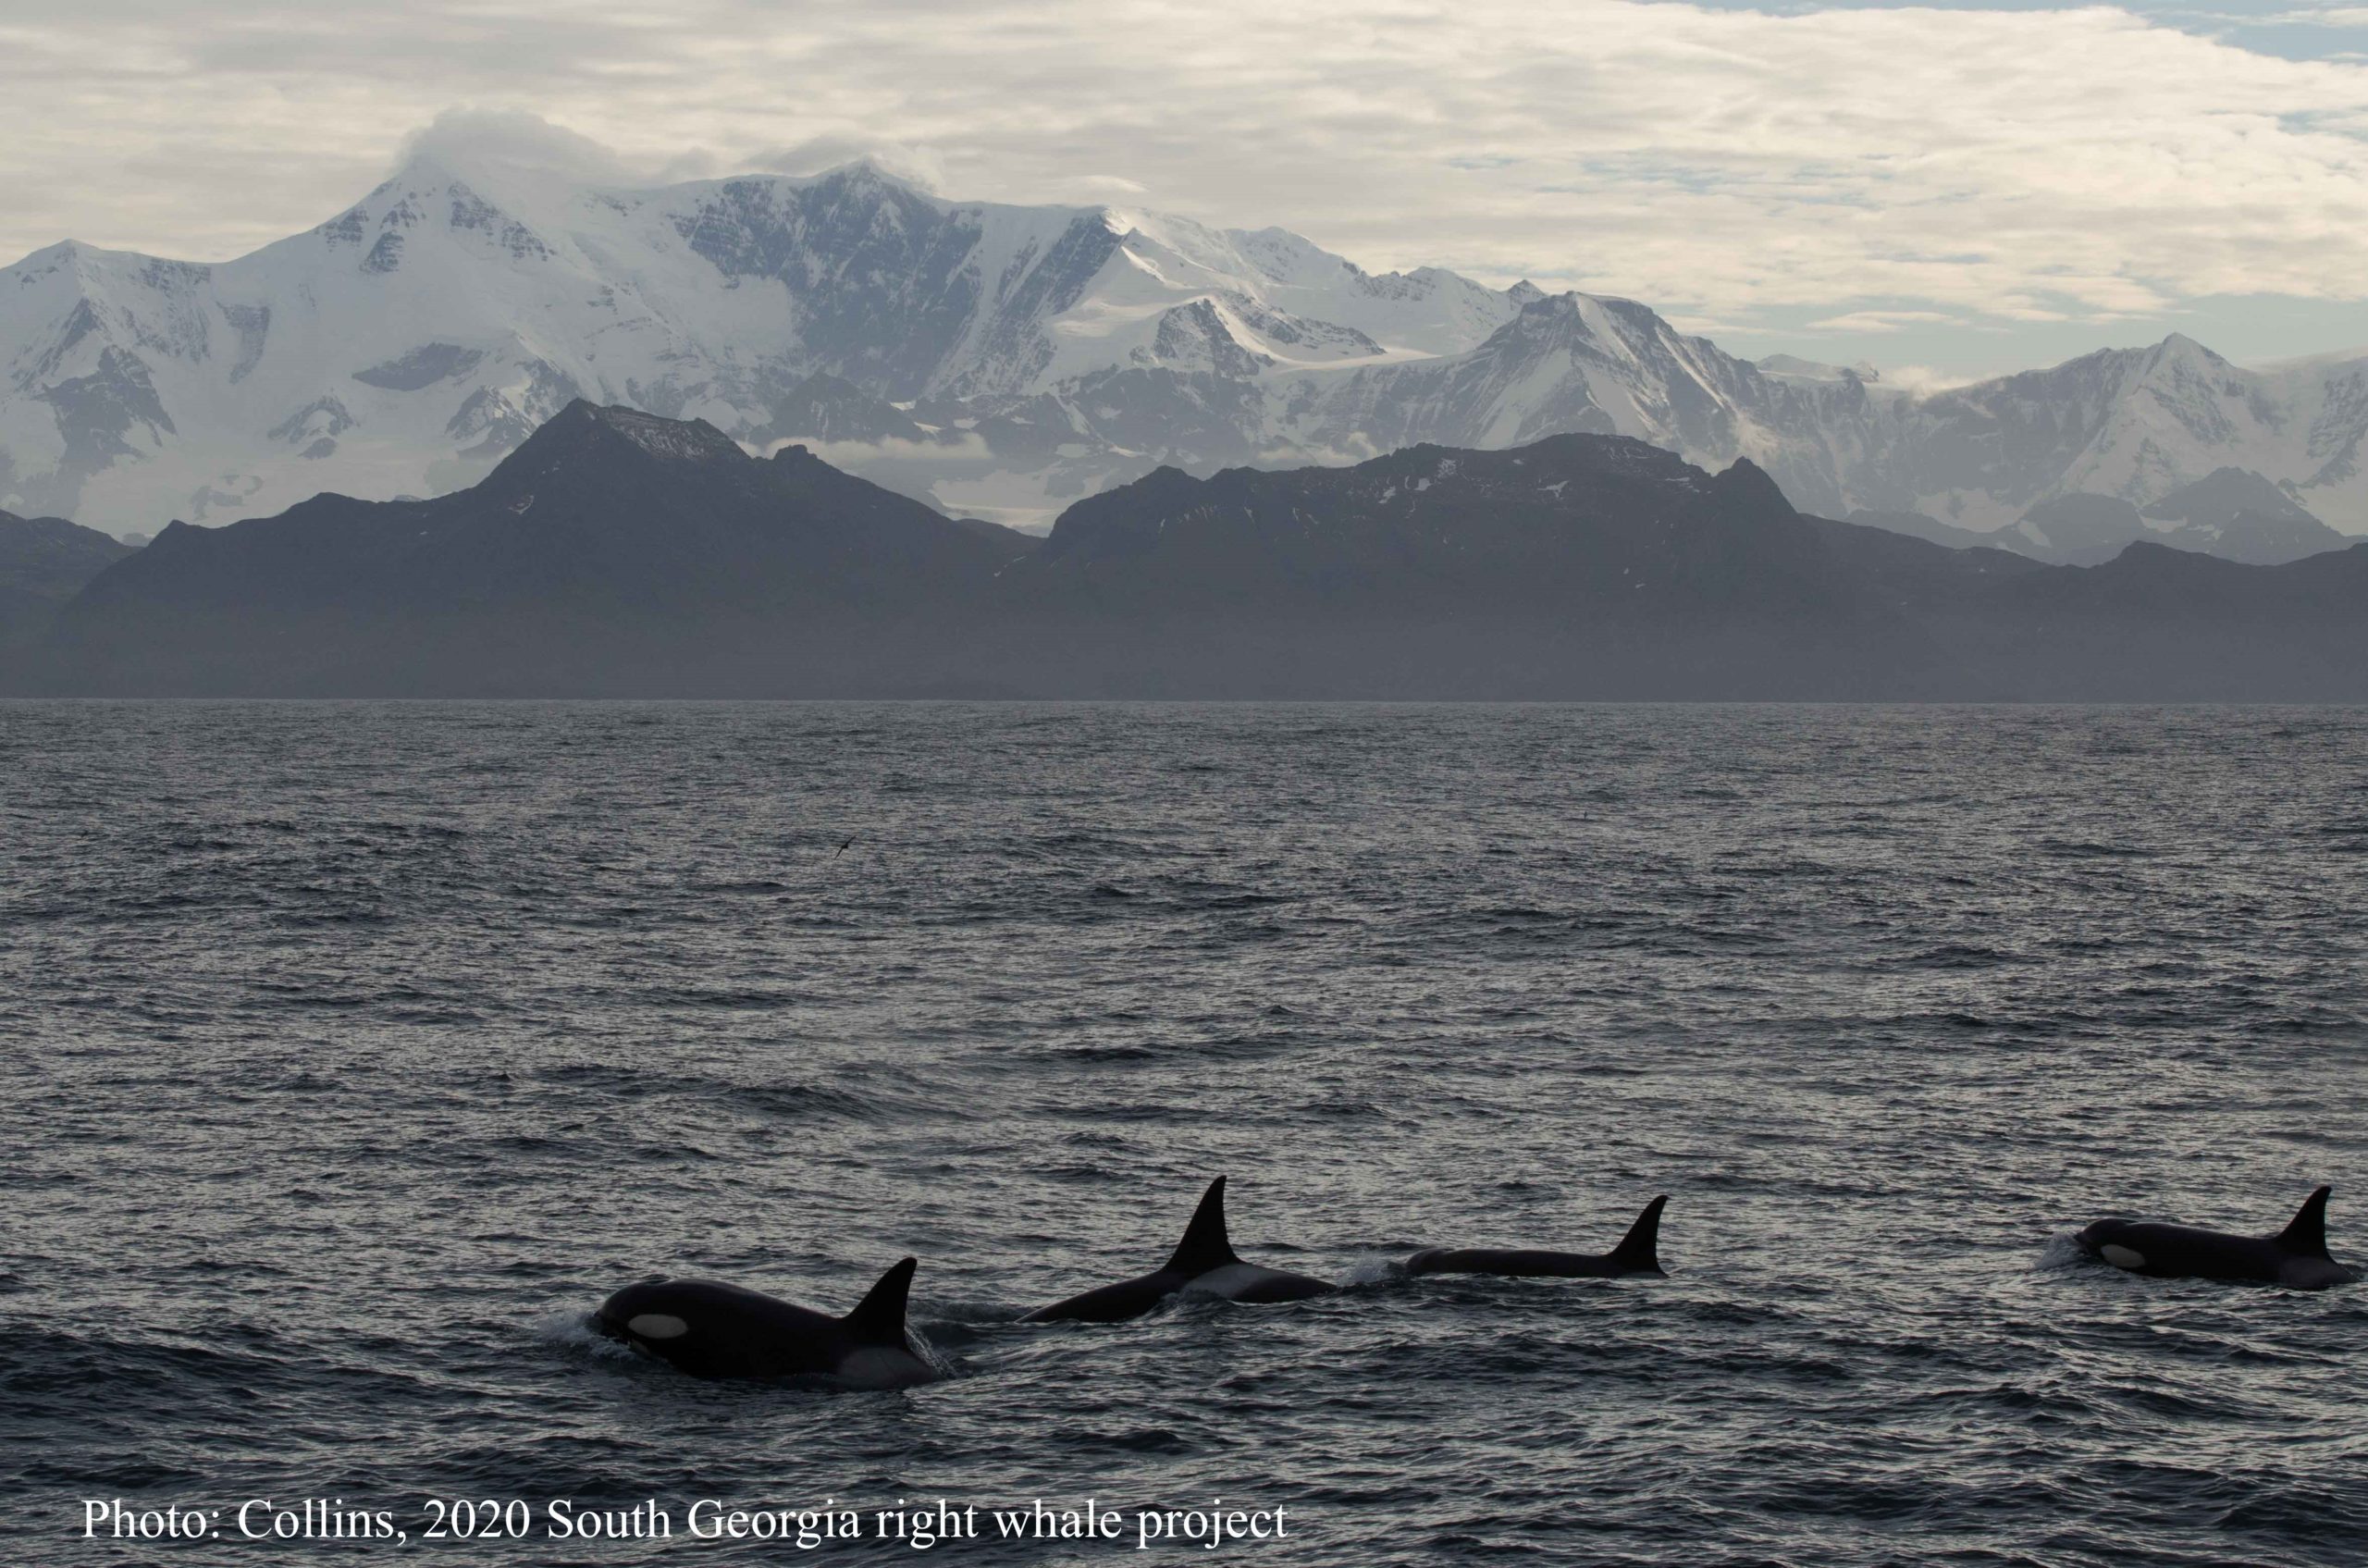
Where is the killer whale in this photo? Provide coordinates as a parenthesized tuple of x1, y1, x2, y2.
(595, 1257, 937, 1384)
(1406, 1195, 1669, 1280)
(2075, 1185, 2358, 1290)
(1022, 1177, 1337, 1323)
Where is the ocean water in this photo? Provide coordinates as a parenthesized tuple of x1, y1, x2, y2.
(3, 701, 2363, 1567)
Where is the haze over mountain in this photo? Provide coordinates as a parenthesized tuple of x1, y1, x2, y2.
(7, 152, 2368, 547)
(21, 401, 2368, 701)
(2136, 468, 2352, 565)
(0, 509, 134, 647)
(1852, 466, 2351, 568)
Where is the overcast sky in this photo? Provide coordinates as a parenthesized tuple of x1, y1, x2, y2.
(5, 0, 2366, 378)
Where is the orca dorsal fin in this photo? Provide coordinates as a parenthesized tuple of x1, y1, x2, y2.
(1163, 1177, 1240, 1276)
(2276, 1186, 2334, 1256)
(842, 1257, 918, 1345)
(1610, 1195, 1669, 1273)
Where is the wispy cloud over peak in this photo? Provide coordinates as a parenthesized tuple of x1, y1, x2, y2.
(5, 2, 2367, 372)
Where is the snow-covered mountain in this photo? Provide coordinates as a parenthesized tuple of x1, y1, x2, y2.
(0, 154, 1525, 534)
(1928, 466, 2351, 567)
(6, 152, 2366, 539)
(1864, 336, 2368, 535)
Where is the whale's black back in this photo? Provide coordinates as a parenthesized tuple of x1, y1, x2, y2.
(598, 1259, 919, 1378)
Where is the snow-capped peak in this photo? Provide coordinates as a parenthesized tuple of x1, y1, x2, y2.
(6, 159, 2367, 544)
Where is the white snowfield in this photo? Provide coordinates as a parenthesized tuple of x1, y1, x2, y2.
(4, 152, 2364, 539)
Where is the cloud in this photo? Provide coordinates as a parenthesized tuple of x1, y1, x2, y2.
(396, 107, 641, 188)
(1805, 310, 1961, 334)
(1258, 436, 1385, 467)
(746, 135, 948, 192)
(1875, 364, 1980, 397)
(763, 433, 994, 467)
(4, 0, 2367, 355)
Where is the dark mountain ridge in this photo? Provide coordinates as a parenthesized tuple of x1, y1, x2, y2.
(16, 403, 2368, 699)
(40, 402, 1017, 695)
(976, 438, 1945, 698)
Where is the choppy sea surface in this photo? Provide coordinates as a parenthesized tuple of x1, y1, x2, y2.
(3, 702, 2364, 1566)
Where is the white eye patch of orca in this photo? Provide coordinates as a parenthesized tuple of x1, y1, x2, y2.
(2100, 1244, 2147, 1271)
(627, 1313, 689, 1340)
